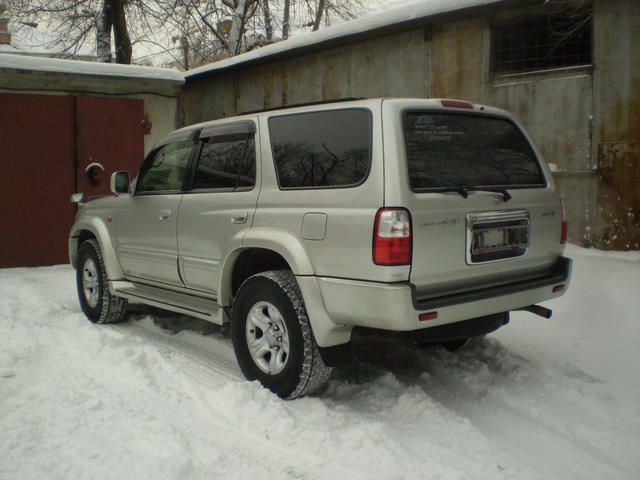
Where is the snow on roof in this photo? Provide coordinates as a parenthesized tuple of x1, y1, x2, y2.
(0, 53, 184, 83)
(186, 0, 512, 80)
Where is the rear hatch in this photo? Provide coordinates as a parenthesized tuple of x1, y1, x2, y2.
(382, 100, 564, 301)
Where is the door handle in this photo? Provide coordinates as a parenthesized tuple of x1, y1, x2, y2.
(158, 209, 172, 221)
(231, 213, 248, 224)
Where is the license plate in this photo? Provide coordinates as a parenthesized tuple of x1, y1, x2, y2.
(479, 229, 507, 248)
(471, 225, 529, 253)
(467, 210, 530, 263)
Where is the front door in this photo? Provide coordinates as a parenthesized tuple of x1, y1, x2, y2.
(114, 138, 194, 286)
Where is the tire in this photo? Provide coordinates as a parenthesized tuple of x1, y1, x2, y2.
(76, 239, 127, 324)
(231, 270, 331, 399)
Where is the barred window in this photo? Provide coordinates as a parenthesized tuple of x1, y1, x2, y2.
(491, 10, 592, 75)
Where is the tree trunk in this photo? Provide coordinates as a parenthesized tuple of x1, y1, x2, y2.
(111, 0, 132, 64)
(312, 0, 326, 31)
(282, 0, 290, 39)
(96, 1, 113, 63)
(228, 0, 249, 56)
(263, 0, 273, 41)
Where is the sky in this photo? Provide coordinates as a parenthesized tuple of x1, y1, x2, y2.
(4, 0, 410, 67)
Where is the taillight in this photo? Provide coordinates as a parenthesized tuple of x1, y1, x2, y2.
(560, 198, 568, 244)
(373, 208, 412, 266)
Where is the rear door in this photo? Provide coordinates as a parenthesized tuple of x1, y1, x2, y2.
(177, 120, 259, 296)
(383, 100, 564, 301)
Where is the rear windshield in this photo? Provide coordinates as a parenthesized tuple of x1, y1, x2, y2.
(403, 112, 545, 191)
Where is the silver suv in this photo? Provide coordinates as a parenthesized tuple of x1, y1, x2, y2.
(69, 98, 571, 398)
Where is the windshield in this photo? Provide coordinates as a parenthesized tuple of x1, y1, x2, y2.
(403, 112, 545, 191)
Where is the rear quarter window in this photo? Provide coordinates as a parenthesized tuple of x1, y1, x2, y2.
(403, 112, 545, 191)
(268, 109, 372, 189)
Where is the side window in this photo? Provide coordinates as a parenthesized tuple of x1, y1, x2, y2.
(137, 140, 193, 193)
(193, 134, 256, 190)
(269, 109, 372, 189)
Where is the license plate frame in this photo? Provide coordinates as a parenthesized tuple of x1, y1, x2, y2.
(466, 210, 530, 264)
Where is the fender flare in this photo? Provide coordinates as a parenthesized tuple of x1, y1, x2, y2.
(217, 227, 315, 307)
(69, 219, 124, 280)
(218, 228, 351, 348)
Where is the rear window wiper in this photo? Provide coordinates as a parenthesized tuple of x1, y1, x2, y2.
(413, 173, 511, 201)
(468, 187, 512, 202)
(432, 186, 512, 201)
(438, 186, 470, 199)
(413, 174, 471, 199)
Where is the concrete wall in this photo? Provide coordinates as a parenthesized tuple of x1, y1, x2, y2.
(183, 28, 428, 122)
(182, 0, 639, 249)
(0, 69, 181, 155)
(591, 0, 640, 250)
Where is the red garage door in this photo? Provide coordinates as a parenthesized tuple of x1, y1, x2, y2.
(76, 95, 145, 197)
(0, 93, 145, 268)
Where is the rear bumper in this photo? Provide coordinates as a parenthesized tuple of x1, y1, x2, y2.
(413, 256, 572, 310)
(315, 256, 572, 333)
(356, 312, 510, 343)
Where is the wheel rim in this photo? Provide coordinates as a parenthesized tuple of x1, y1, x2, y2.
(82, 257, 100, 308)
(245, 301, 290, 375)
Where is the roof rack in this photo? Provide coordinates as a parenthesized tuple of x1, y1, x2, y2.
(240, 97, 367, 115)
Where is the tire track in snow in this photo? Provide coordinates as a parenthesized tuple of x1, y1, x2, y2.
(112, 316, 635, 480)
(347, 336, 637, 480)
(112, 320, 241, 383)
(102, 317, 375, 480)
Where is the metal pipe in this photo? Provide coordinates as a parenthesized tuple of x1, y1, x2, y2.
(517, 304, 553, 319)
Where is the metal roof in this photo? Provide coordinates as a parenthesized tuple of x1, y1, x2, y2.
(0, 53, 184, 82)
(186, 0, 541, 81)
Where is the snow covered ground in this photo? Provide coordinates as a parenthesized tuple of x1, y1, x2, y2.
(1, 245, 638, 480)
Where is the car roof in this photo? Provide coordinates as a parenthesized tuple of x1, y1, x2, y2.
(165, 97, 513, 142)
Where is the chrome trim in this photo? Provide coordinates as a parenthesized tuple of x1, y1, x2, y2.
(230, 213, 248, 224)
(465, 209, 530, 265)
(85, 162, 105, 174)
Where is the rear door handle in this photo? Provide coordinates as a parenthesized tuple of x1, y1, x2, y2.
(231, 213, 248, 224)
(158, 209, 172, 221)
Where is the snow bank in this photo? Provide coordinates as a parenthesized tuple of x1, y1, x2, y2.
(0, 246, 638, 479)
(0, 53, 184, 82)
(0, 44, 19, 54)
(186, 0, 507, 79)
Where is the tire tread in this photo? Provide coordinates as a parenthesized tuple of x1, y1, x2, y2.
(80, 239, 127, 324)
(239, 270, 331, 399)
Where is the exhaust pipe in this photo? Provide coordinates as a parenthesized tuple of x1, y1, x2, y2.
(517, 304, 553, 319)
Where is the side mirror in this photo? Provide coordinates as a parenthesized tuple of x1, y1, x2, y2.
(110, 171, 130, 194)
